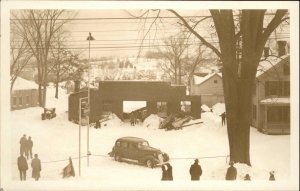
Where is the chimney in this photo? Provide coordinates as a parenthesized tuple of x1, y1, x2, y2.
(277, 41, 287, 57)
(74, 80, 80, 93)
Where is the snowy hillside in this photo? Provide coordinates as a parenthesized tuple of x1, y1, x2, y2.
(9, 87, 291, 189)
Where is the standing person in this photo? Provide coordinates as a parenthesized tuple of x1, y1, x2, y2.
(95, 120, 101, 129)
(225, 161, 237, 180)
(220, 112, 226, 126)
(161, 165, 168, 181)
(19, 134, 27, 156)
(31, 154, 42, 181)
(189, 159, 202, 180)
(130, 113, 135, 126)
(17, 154, 28, 181)
(26, 136, 33, 159)
(244, 174, 251, 180)
(166, 163, 173, 180)
(269, 171, 275, 181)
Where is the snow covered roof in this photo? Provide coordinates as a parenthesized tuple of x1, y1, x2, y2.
(12, 77, 37, 91)
(193, 72, 222, 85)
(260, 97, 290, 105)
(256, 54, 290, 78)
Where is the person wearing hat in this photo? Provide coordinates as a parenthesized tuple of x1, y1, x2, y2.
(244, 174, 251, 181)
(189, 159, 202, 180)
(26, 136, 33, 159)
(225, 161, 237, 180)
(19, 134, 27, 156)
(31, 154, 41, 181)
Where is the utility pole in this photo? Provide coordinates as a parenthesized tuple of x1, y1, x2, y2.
(86, 32, 95, 167)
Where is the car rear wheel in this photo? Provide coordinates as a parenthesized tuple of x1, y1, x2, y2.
(114, 154, 121, 162)
(146, 159, 153, 168)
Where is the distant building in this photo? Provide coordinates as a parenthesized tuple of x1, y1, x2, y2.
(11, 77, 39, 110)
(251, 54, 290, 135)
(190, 72, 224, 107)
(69, 81, 202, 123)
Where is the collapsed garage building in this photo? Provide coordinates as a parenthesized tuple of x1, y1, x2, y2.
(69, 81, 201, 123)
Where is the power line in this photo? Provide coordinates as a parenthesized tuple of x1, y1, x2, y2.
(10, 16, 212, 21)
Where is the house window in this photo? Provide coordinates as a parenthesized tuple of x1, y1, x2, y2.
(181, 101, 191, 112)
(26, 96, 30, 105)
(157, 102, 167, 113)
(267, 106, 290, 123)
(214, 80, 218, 84)
(13, 97, 17, 106)
(252, 104, 257, 120)
(265, 81, 290, 97)
(18, 97, 23, 106)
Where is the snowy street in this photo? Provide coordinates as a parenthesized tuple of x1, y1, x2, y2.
(10, 87, 290, 183)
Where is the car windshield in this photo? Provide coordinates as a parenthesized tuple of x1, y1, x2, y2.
(138, 141, 149, 148)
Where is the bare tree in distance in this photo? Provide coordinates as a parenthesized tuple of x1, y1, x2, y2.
(137, 9, 289, 165)
(48, 28, 84, 98)
(11, 10, 77, 107)
(10, 25, 33, 92)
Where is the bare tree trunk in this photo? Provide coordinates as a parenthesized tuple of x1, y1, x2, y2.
(55, 71, 59, 99)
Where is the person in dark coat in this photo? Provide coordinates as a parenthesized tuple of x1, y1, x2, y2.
(17, 154, 28, 181)
(244, 174, 251, 181)
(220, 112, 226, 126)
(31, 154, 41, 181)
(225, 161, 237, 180)
(166, 163, 173, 180)
(189, 159, 202, 180)
(26, 136, 33, 159)
(269, 171, 275, 181)
(95, 120, 101, 129)
(161, 165, 168, 181)
(19, 134, 27, 156)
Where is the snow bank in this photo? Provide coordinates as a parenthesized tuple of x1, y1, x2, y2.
(102, 113, 122, 127)
(9, 87, 291, 184)
(212, 102, 225, 115)
(143, 114, 162, 129)
(201, 104, 211, 112)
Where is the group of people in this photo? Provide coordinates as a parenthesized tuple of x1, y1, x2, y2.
(130, 112, 141, 126)
(19, 134, 33, 159)
(225, 161, 276, 181)
(17, 134, 41, 181)
(162, 160, 275, 181)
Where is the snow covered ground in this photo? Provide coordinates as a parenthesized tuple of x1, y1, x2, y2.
(9, 87, 291, 188)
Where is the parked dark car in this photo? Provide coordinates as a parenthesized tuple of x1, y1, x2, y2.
(41, 108, 56, 120)
(109, 137, 169, 168)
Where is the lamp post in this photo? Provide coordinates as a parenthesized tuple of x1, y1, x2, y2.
(86, 32, 95, 167)
(79, 97, 88, 176)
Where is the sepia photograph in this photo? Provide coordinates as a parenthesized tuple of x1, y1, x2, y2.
(1, 1, 299, 191)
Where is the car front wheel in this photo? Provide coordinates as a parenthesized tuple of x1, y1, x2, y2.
(114, 154, 121, 162)
(145, 159, 154, 168)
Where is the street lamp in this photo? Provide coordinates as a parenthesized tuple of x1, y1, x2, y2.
(86, 32, 95, 167)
